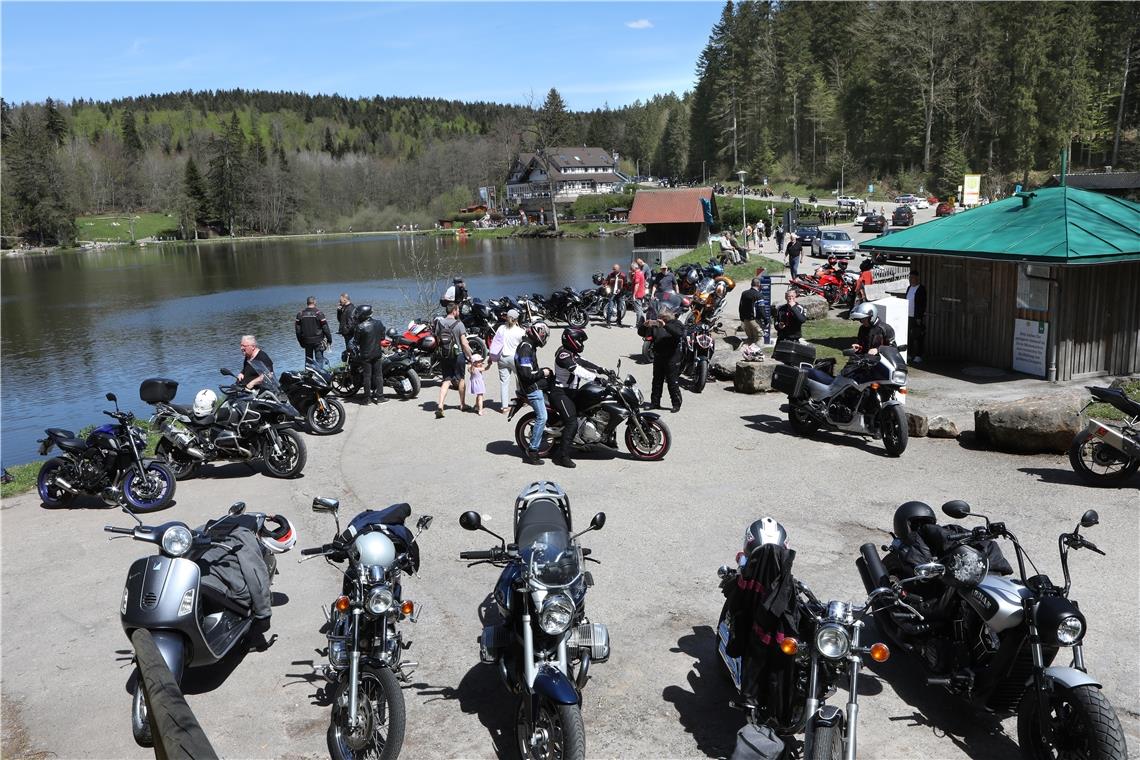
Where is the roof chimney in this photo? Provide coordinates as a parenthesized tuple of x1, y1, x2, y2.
(1104, 165, 1112, 174)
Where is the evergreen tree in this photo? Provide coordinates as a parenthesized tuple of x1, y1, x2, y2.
(537, 88, 570, 147)
(44, 98, 68, 147)
(183, 156, 209, 226)
(207, 112, 248, 234)
(656, 106, 690, 179)
(935, 125, 969, 200)
(121, 108, 144, 157)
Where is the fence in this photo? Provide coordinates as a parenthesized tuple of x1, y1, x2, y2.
(131, 629, 217, 760)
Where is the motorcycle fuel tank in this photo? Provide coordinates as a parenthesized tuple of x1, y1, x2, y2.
(962, 574, 1033, 632)
(575, 382, 609, 410)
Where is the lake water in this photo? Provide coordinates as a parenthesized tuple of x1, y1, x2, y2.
(0, 234, 632, 465)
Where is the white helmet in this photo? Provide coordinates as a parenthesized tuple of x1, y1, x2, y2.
(849, 302, 878, 324)
(353, 531, 396, 569)
(259, 514, 297, 554)
(193, 389, 217, 417)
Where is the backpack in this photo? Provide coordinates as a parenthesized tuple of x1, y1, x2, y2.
(433, 316, 460, 356)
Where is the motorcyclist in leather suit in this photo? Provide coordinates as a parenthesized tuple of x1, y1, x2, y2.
(550, 327, 603, 469)
(514, 322, 551, 465)
(352, 304, 387, 404)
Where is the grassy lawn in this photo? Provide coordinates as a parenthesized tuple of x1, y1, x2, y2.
(665, 244, 785, 285)
(802, 317, 859, 363)
(77, 212, 180, 242)
(1087, 380, 1140, 421)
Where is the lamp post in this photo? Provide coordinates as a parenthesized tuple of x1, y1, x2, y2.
(702, 160, 706, 185)
(737, 170, 747, 239)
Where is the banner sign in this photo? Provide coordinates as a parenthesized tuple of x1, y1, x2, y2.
(1012, 319, 1049, 377)
(759, 274, 772, 344)
(963, 174, 982, 206)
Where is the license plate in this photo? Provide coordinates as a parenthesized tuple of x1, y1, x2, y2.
(400, 379, 411, 392)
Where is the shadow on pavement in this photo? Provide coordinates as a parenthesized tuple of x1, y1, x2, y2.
(1017, 466, 1092, 486)
(741, 413, 895, 457)
(662, 625, 744, 759)
(283, 656, 335, 707)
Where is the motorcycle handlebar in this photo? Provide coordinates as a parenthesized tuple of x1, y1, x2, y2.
(460, 549, 498, 560)
(860, 542, 891, 589)
(300, 546, 329, 556)
(104, 526, 134, 535)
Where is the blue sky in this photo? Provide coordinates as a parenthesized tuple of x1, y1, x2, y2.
(2, 2, 723, 109)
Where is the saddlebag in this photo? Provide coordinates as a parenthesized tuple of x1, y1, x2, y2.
(772, 340, 816, 366)
(731, 724, 785, 760)
(771, 365, 807, 398)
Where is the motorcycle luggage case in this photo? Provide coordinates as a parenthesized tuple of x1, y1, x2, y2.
(140, 378, 179, 404)
(772, 341, 816, 366)
(771, 364, 807, 397)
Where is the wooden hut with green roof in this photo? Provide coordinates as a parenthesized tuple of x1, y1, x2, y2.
(860, 186, 1140, 381)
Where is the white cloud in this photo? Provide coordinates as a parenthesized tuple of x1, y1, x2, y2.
(625, 19, 653, 30)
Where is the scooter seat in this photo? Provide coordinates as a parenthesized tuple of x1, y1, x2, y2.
(1089, 387, 1140, 418)
(516, 498, 569, 547)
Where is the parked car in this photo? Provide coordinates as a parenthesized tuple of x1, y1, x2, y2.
(892, 205, 915, 226)
(926, 195, 940, 205)
(812, 229, 856, 259)
(871, 227, 911, 264)
(793, 225, 821, 249)
(935, 201, 955, 217)
(894, 194, 918, 205)
(862, 213, 887, 233)
(836, 195, 864, 208)
(853, 210, 870, 227)
(913, 197, 930, 209)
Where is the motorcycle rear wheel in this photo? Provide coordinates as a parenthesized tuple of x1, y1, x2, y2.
(155, 442, 199, 481)
(788, 405, 819, 435)
(692, 359, 709, 394)
(1068, 430, 1139, 486)
(391, 370, 422, 400)
(262, 429, 307, 478)
(36, 457, 75, 508)
(516, 696, 585, 760)
(306, 397, 346, 435)
(880, 406, 908, 457)
(331, 369, 360, 397)
(566, 307, 587, 328)
(641, 339, 655, 362)
(122, 462, 177, 512)
(1017, 684, 1127, 760)
(327, 664, 406, 760)
(131, 679, 153, 747)
(515, 412, 555, 457)
(624, 418, 671, 461)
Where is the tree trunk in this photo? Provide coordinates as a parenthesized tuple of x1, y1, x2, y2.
(1112, 35, 1132, 167)
(923, 62, 935, 172)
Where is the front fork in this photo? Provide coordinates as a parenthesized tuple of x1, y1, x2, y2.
(347, 608, 363, 728)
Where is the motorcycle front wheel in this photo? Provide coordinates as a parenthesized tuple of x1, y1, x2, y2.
(155, 442, 200, 481)
(516, 696, 585, 760)
(880, 405, 908, 457)
(808, 721, 843, 760)
(468, 336, 489, 360)
(36, 457, 75, 507)
(262, 429, 307, 478)
(391, 370, 422, 400)
(1068, 430, 1139, 486)
(642, 339, 655, 362)
(566, 307, 587, 329)
(692, 359, 709, 393)
(122, 462, 177, 512)
(131, 678, 153, 747)
(624, 417, 671, 461)
(515, 411, 555, 457)
(306, 397, 346, 435)
(327, 664, 406, 760)
(1017, 684, 1127, 760)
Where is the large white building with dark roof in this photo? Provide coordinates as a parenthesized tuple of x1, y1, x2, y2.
(506, 147, 630, 203)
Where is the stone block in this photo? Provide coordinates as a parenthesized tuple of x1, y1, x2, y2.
(907, 412, 929, 437)
(798, 294, 830, 320)
(734, 361, 777, 394)
(974, 394, 1086, 454)
(711, 349, 738, 381)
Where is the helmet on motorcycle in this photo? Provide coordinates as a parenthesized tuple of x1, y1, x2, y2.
(192, 389, 217, 417)
(259, 514, 297, 554)
(354, 304, 373, 322)
(859, 258, 874, 272)
(561, 327, 587, 353)
(892, 501, 936, 542)
(743, 517, 788, 552)
(525, 321, 550, 347)
(849, 302, 878, 324)
(706, 261, 725, 276)
(353, 531, 396, 568)
(684, 267, 701, 285)
(827, 255, 838, 266)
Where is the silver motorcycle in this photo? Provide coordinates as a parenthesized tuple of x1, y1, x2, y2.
(1069, 385, 1139, 486)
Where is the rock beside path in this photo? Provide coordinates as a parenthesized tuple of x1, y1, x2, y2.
(927, 415, 960, 439)
(711, 349, 738, 380)
(735, 361, 777, 394)
(907, 412, 929, 437)
(974, 393, 1086, 454)
(799, 294, 829, 320)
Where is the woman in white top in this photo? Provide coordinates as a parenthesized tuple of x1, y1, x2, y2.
(490, 309, 527, 413)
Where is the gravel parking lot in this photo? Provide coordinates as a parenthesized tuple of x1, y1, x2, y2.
(2, 244, 1137, 760)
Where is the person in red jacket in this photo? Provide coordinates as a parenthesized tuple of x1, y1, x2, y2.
(629, 261, 648, 325)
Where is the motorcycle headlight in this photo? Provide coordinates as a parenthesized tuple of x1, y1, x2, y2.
(891, 370, 908, 385)
(815, 625, 850, 660)
(539, 594, 575, 635)
(1057, 615, 1084, 645)
(366, 587, 394, 615)
(161, 525, 193, 557)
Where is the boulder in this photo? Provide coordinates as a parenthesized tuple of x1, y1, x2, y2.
(907, 412, 929, 437)
(711, 349, 739, 381)
(927, 415, 960, 439)
(974, 394, 1086, 454)
(734, 361, 777, 394)
(798, 294, 830, 321)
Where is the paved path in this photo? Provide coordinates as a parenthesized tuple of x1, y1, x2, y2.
(2, 294, 1137, 759)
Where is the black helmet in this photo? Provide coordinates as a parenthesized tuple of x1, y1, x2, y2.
(859, 258, 874, 272)
(893, 501, 937, 542)
(354, 304, 373, 322)
(743, 517, 788, 553)
(526, 321, 550, 347)
(561, 327, 587, 353)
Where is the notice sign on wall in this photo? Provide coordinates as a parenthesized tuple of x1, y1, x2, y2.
(1012, 319, 1049, 377)
(963, 174, 982, 206)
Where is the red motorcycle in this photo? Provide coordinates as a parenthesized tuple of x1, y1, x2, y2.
(382, 321, 442, 379)
(792, 262, 856, 308)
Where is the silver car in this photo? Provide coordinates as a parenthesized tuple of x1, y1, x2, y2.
(811, 229, 857, 259)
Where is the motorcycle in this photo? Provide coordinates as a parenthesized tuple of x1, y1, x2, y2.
(267, 366, 346, 435)
(509, 362, 672, 461)
(639, 293, 692, 362)
(1068, 386, 1139, 486)
(689, 273, 734, 325)
(772, 346, 909, 456)
(545, 287, 589, 328)
(37, 391, 176, 512)
(792, 263, 854, 308)
(458, 481, 609, 760)
(716, 521, 901, 759)
(331, 347, 422, 401)
(301, 497, 433, 760)
(459, 299, 499, 353)
(107, 500, 294, 746)
(678, 320, 717, 393)
(148, 371, 307, 480)
(858, 500, 1127, 760)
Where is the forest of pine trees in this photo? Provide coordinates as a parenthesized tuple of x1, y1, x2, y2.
(1, 1, 1135, 247)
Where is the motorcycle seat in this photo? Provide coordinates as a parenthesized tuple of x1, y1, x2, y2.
(371, 502, 411, 525)
(51, 431, 88, 452)
(396, 336, 418, 347)
(806, 367, 834, 385)
(515, 498, 568, 547)
(1089, 386, 1140, 417)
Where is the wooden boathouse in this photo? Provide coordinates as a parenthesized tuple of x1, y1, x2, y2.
(629, 187, 718, 265)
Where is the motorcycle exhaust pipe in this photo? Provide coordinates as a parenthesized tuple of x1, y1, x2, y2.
(52, 476, 80, 494)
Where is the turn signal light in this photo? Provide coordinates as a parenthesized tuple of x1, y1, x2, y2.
(335, 595, 350, 612)
(401, 600, 415, 616)
(780, 637, 799, 656)
(898, 387, 908, 395)
(870, 382, 880, 390)
(869, 642, 890, 662)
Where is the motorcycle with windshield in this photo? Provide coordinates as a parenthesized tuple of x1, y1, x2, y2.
(858, 500, 1127, 760)
(148, 371, 307, 479)
(265, 366, 346, 434)
(1068, 386, 1139, 486)
(37, 391, 176, 512)
(458, 481, 609, 760)
(509, 361, 672, 461)
(301, 497, 433, 760)
(544, 287, 589, 328)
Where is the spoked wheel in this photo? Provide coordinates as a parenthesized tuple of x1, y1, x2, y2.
(155, 442, 199, 481)
(879, 405, 908, 457)
(1017, 684, 1127, 760)
(327, 665, 406, 760)
(514, 411, 555, 457)
(131, 679, 153, 747)
(516, 695, 585, 760)
(122, 462, 177, 512)
(391, 370, 422, 400)
(331, 369, 360, 398)
(262, 429, 307, 478)
(624, 417, 671, 461)
(1068, 430, 1139, 486)
(36, 457, 75, 508)
(306, 397, 346, 435)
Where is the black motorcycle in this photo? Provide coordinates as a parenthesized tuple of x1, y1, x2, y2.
(301, 497, 433, 760)
(458, 482, 609, 760)
(147, 372, 307, 480)
(331, 348, 422, 401)
(509, 362, 672, 461)
(37, 391, 176, 512)
(267, 366, 346, 435)
(545, 287, 589, 328)
(678, 320, 717, 393)
(859, 500, 1127, 760)
(1068, 386, 1139, 486)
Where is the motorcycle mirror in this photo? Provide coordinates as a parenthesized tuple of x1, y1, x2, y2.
(416, 514, 434, 531)
(229, 501, 246, 515)
(1079, 510, 1099, 529)
(913, 562, 945, 580)
(941, 500, 971, 519)
(220, 368, 235, 378)
(590, 512, 606, 531)
(459, 511, 482, 531)
(105, 392, 118, 403)
(312, 497, 340, 514)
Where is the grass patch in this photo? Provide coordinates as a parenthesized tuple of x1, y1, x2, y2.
(1086, 380, 1140, 421)
(665, 244, 785, 284)
(802, 317, 859, 363)
(77, 212, 180, 242)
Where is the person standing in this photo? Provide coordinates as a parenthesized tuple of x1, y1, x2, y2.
(237, 335, 274, 390)
(629, 261, 648, 324)
(604, 264, 627, 326)
(551, 327, 603, 468)
(513, 322, 551, 465)
(352, 304, 387, 404)
(336, 293, 356, 352)
(785, 233, 803, 279)
(643, 307, 684, 413)
(468, 354, 487, 415)
(433, 301, 474, 417)
(651, 264, 676, 299)
(772, 289, 808, 342)
(775, 223, 785, 254)
(440, 277, 468, 309)
(295, 296, 333, 371)
(906, 271, 927, 363)
(738, 278, 766, 346)
(490, 308, 526, 414)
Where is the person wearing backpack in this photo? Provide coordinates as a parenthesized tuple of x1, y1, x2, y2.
(433, 301, 474, 418)
(295, 296, 333, 371)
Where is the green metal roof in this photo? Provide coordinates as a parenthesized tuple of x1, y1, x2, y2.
(859, 186, 1140, 265)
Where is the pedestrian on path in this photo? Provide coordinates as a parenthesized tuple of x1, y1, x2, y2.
(785, 233, 803, 279)
(433, 301, 474, 417)
(337, 293, 356, 352)
(352, 304, 387, 405)
(295, 296, 332, 371)
(772, 289, 808, 342)
(739, 278, 765, 345)
(513, 322, 551, 464)
(906, 272, 927, 363)
(468, 354, 486, 415)
(644, 307, 684, 413)
(490, 308, 526, 413)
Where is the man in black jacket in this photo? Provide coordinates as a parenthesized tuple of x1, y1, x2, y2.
(550, 327, 604, 468)
(738, 278, 765, 345)
(513, 322, 551, 465)
(643, 307, 684, 413)
(771, 289, 808, 342)
(352, 304, 387, 405)
(296, 296, 333, 370)
(336, 293, 355, 351)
